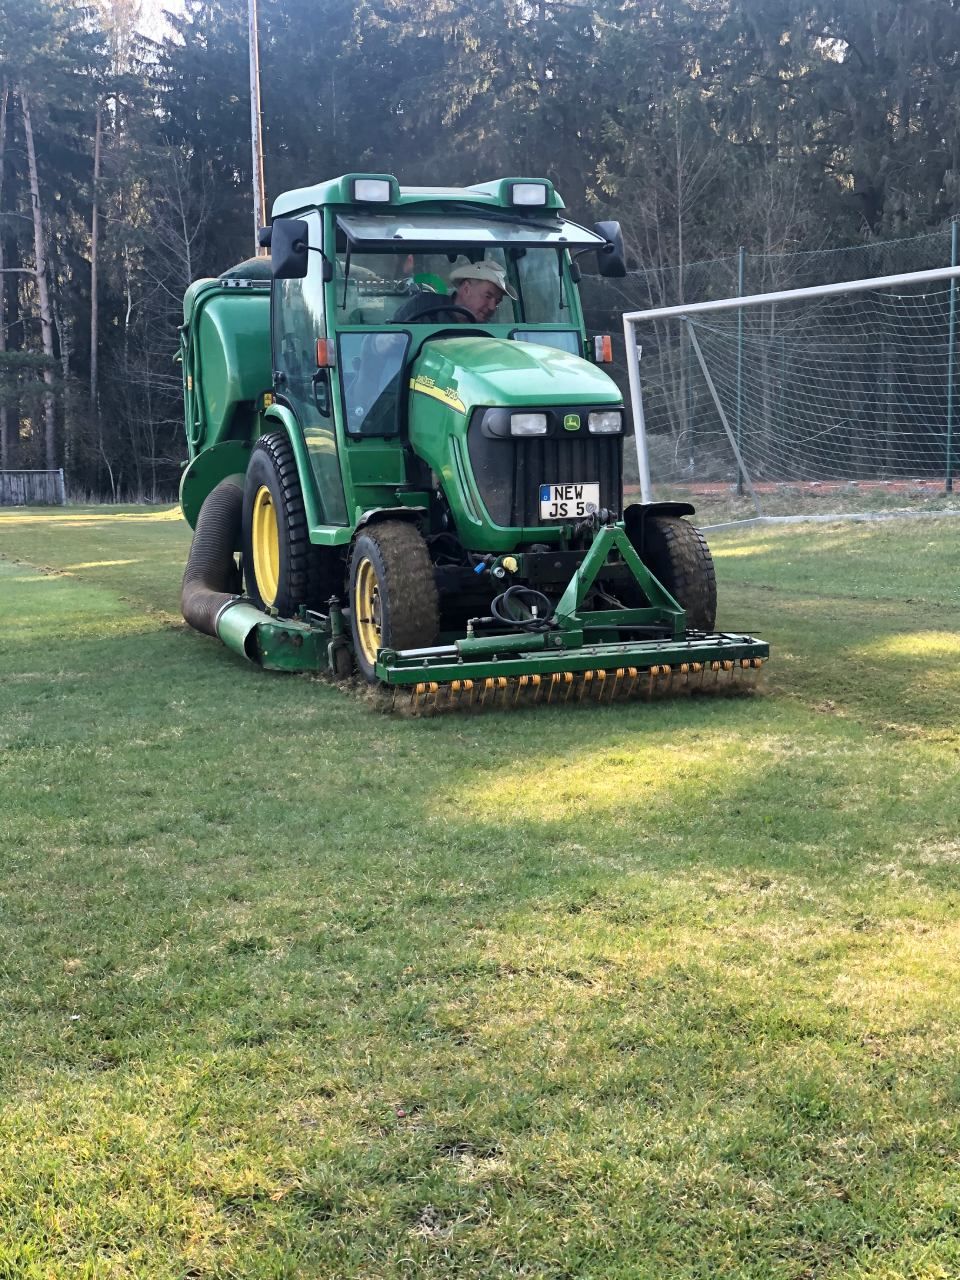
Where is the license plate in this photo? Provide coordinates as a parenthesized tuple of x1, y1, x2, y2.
(539, 482, 600, 520)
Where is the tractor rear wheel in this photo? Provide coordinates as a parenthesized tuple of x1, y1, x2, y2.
(348, 521, 439, 683)
(641, 516, 717, 631)
(242, 432, 338, 614)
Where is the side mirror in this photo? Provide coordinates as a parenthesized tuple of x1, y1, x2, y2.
(271, 218, 309, 280)
(594, 220, 627, 278)
(258, 225, 272, 248)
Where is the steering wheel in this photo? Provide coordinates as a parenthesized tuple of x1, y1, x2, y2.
(397, 302, 476, 323)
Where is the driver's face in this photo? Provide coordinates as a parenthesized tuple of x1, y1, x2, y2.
(456, 279, 505, 322)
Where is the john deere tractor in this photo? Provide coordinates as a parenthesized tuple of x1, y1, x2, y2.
(178, 173, 767, 709)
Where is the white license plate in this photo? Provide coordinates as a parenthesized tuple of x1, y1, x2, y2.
(539, 482, 600, 520)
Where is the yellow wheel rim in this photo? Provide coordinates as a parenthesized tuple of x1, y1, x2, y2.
(251, 485, 280, 606)
(353, 556, 383, 666)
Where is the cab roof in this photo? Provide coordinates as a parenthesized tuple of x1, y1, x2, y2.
(271, 174, 566, 219)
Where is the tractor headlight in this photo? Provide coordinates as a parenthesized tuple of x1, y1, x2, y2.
(352, 178, 392, 202)
(509, 182, 548, 206)
(588, 410, 622, 434)
(510, 413, 549, 436)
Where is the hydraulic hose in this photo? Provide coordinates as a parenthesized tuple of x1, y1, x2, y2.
(489, 585, 555, 633)
(180, 475, 244, 637)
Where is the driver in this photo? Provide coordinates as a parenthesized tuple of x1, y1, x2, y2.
(393, 260, 518, 324)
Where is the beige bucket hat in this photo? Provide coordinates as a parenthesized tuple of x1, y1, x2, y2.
(449, 260, 519, 300)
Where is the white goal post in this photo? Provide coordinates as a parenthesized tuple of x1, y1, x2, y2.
(622, 265, 960, 519)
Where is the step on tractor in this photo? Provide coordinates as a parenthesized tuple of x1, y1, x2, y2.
(178, 172, 768, 711)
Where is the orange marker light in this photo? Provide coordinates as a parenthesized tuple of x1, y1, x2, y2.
(316, 338, 336, 368)
(594, 334, 613, 363)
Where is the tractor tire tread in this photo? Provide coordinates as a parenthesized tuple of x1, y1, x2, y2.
(348, 520, 439, 681)
(243, 431, 339, 612)
(643, 516, 717, 631)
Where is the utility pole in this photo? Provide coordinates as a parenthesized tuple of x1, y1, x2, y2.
(248, 0, 267, 257)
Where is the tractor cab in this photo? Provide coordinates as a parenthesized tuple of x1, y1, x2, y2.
(261, 174, 628, 550)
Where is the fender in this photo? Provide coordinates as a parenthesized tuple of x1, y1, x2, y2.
(354, 505, 428, 534)
(622, 501, 698, 553)
(179, 439, 252, 529)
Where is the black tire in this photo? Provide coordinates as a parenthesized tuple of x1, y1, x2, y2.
(640, 516, 717, 631)
(348, 521, 440, 683)
(241, 432, 339, 614)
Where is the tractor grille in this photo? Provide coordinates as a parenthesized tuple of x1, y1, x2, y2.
(466, 418, 623, 527)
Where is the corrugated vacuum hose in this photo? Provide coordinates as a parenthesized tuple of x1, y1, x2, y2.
(181, 476, 244, 636)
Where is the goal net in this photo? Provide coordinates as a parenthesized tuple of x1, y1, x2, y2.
(622, 267, 960, 524)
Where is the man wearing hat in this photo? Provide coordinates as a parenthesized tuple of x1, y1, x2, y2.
(393, 259, 518, 324)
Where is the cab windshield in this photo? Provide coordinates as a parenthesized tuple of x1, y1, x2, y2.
(333, 243, 578, 327)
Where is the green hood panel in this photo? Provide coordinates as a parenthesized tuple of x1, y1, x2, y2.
(410, 337, 621, 413)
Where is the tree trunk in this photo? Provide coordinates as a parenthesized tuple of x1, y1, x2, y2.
(54, 296, 72, 478)
(90, 99, 102, 412)
(0, 81, 9, 470)
(20, 87, 57, 469)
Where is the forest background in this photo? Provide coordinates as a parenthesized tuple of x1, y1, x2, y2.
(1, 0, 959, 501)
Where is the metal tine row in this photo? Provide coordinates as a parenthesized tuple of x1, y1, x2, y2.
(400, 657, 766, 715)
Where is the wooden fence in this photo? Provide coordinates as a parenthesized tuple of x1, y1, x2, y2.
(0, 469, 66, 506)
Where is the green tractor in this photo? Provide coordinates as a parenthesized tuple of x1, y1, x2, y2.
(179, 172, 767, 709)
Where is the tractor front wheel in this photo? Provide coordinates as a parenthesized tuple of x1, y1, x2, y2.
(641, 516, 717, 631)
(348, 522, 439, 683)
(242, 432, 337, 614)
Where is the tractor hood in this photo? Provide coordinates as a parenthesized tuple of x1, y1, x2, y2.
(409, 336, 622, 415)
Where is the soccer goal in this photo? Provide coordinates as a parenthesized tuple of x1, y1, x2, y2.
(623, 266, 960, 525)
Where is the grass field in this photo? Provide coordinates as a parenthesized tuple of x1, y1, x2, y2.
(1, 506, 959, 1279)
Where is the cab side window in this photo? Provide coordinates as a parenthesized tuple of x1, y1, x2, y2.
(272, 210, 325, 406)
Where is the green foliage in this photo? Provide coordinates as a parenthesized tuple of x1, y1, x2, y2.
(1, 510, 959, 1275)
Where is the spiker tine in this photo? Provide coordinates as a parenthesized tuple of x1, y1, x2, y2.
(552, 672, 566, 704)
(578, 669, 598, 703)
(449, 678, 472, 711)
(591, 669, 603, 701)
(384, 651, 764, 715)
(410, 680, 439, 715)
(548, 671, 572, 704)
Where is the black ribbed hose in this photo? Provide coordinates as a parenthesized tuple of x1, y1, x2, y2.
(181, 476, 244, 637)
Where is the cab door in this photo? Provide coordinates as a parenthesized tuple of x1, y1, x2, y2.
(272, 209, 348, 526)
